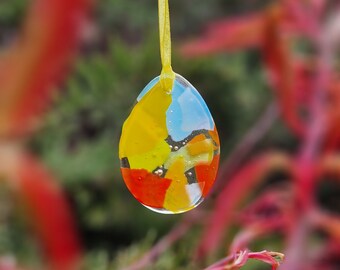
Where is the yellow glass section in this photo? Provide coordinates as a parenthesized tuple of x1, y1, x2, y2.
(187, 139, 214, 157)
(128, 140, 171, 172)
(163, 157, 191, 212)
(119, 82, 171, 159)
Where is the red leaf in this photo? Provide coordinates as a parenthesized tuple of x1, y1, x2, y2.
(0, 0, 91, 138)
(262, 7, 308, 137)
(180, 11, 269, 57)
(0, 149, 82, 270)
(205, 250, 284, 270)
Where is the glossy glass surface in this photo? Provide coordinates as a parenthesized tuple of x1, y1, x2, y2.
(119, 74, 220, 214)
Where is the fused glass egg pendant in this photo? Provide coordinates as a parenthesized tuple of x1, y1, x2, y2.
(119, 0, 220, 214)
(119, 74, 220, 214)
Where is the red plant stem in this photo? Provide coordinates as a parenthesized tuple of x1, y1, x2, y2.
(205, 250, 284, 270)
(204, 252, 236, 270)
(230, 219, 285, 253)
(294, 40, 330, 209)
(280, 20, 332, 270)
(211, 101, 278, 197)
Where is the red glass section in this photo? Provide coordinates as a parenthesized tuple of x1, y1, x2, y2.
(121, 168, 172, 208)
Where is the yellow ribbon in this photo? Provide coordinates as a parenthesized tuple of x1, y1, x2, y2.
(158, 0, 175, 92)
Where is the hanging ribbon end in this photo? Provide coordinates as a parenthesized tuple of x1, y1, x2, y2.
(160, 66, 175, 93)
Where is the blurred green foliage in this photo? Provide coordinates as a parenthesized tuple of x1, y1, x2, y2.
(0, 0, 26, 25)
(0, 0, 294, 269)
(0, 0, 26, 46)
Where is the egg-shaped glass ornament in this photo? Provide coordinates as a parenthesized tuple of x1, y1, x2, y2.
(119, 74, 220, 214)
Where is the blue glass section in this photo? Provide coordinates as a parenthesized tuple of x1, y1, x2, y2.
(137, 76, 160, 102)
(166, 74, 214, 141)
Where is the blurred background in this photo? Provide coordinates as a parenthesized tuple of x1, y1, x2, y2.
(1, 0, 339, 269)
